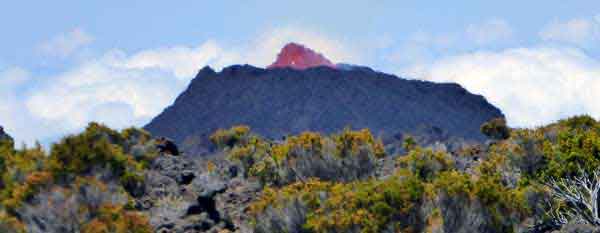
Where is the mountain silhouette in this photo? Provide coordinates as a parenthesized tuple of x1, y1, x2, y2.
(0, 126, 11, 143)
(145, 46, 503, 155)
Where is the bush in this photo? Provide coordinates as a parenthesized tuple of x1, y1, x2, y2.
(49, 123, 131, 178)
(333, 128, 386, 159)
(210, 125, 251, 149)
(81, 204, 152, 233)
(481, 118, 511, 140)
(397, 147, 454, 181)
(250, 175, 425, 233)
(14, 178, 138, 233)
(0, 210, 25, 233)
(220, 127, 385, 186)
(0, 122, 156, 229)
(47, 123, 153, 197)
(433, 170, 529, 232)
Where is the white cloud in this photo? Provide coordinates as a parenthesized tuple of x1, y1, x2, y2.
(3, 26, 355, 146)
(385, 18, 515, 72)
(405, 46, 600, 127)
(3, 42, 226, 145)
(0, 67, 29, 128)
(540, 15, 600, 48)
(39, 28, 94, 58)
(120, 40, 240, 79)
(466, 19, 514, 45)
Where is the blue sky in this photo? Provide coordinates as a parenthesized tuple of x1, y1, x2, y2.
(2, 0, 600, 145)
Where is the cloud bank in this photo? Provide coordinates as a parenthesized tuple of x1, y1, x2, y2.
(406, 47, 600, 127)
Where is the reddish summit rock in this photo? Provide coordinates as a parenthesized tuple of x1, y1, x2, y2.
(267, 43, 336, 70)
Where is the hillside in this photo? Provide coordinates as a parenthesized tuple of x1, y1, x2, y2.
(145, 54, 503, 155)
(3, 116, 600, 233)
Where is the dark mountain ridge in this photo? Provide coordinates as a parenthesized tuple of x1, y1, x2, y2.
(145, 64, 503, 155)
(0, 126, 11, 143)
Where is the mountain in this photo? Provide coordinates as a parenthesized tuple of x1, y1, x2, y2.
(145, 43, 504, 155)
(0, 126, 11, 142)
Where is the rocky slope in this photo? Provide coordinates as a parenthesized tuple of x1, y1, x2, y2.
(145, 61, 503, 155)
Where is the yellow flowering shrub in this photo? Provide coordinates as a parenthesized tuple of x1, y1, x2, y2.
(81, 204, 152, 233)
(334, 128, 385, 158)
(210, 125, 251, 149)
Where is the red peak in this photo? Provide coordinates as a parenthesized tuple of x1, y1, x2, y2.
(267, 43, 336, 70)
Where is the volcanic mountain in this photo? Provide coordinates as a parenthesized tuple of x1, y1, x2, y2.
(0, 126, 11, 143)
(145, 43, 504, 155)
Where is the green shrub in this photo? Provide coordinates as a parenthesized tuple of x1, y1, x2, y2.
(481, 118, 511, 140)
(397, 147, 454, 181)
(210, 125, 251, 149)
(535, 116, 600, 180)
(48, 123, 151, 185)
(220, 127, 385, 186)
(250, 175, 425, 233)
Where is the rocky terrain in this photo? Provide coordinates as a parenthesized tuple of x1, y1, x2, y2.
(145, 44, 503, 155)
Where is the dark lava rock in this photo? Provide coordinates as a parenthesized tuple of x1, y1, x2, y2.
(145, 64, 504, 155)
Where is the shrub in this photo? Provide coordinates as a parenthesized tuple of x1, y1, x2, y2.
(15, 178, 136, 233)
(538, 117, 600, 180)
(0, 137, 15, 182)
(81, 204, 152, 233)
(333, 128, 385, 159)
(47, 123, 152, 196)
(2, 171, 53, 213)
(221, 127, 385, 186)
(0, 210, 25, 233)
(402, 135, 417, 151)
(397, 147, 454, 181)
(49, 123, 131, 179)
(0, 123, 156, 232)
(250, 175, 425, 233)
(433, 170, 529, 232)
(210, 125, 251, 149)
(481, 118, 511, 140)
(305, 175, 425, 233)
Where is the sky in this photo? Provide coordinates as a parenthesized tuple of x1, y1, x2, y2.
(2, 0, 600, 145)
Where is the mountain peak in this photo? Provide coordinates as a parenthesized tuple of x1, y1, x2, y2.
(0, 126, 12, 142)
(267, 43, 336, 70)
(146, 64, 503, 155)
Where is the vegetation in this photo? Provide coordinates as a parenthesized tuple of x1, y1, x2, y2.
(248, 116, 600, 233)
(481, 117, 511, 140)
(2, 115, 600, 232)
(211, 126, 385, 186)
(0, 123, 155, 233)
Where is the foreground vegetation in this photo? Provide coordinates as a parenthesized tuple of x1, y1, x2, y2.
(0, 123, 156, 233)
(1, 115, 600, 232)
